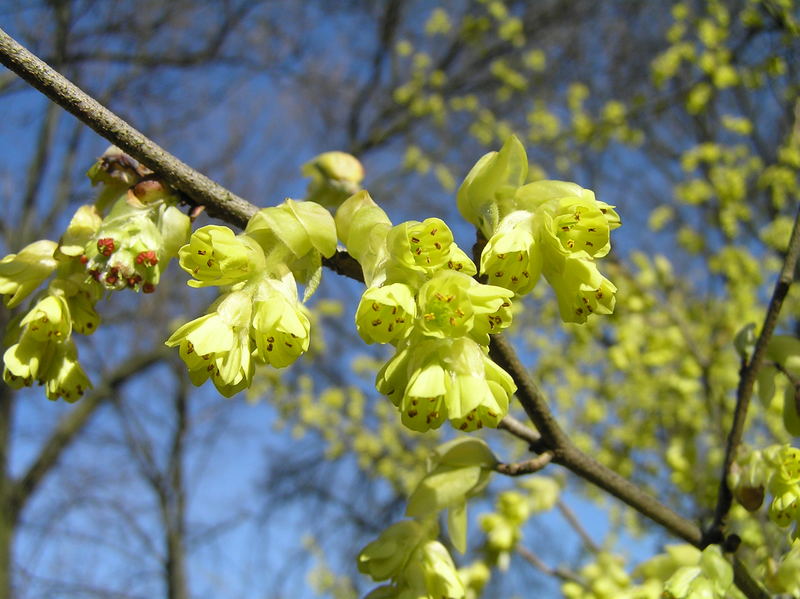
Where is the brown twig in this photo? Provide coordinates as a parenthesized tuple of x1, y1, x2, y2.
(488, 333, 703, 545)
(494, 452, 553, 476)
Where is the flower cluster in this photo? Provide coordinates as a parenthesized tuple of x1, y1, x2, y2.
(337, 191, 516, 432)
(358, 520, 466, 599)
(79, 147, 191, 293)
(458, 136, 620, 323)
(166, 199, 337, 397)
(1, 148, 190, 401)
(479, 490, 533, 570)
(730, 444, 800, 536)
(660, 546, 733, 599)
(2, 259, 98, 401)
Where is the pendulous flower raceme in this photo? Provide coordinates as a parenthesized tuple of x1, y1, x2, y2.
(730, 444, 800, 537)
(337, 191, 517, 433)
(458, 136, 621, 324)
(167, 199, 336, 397)
(0, 147, 190, 401)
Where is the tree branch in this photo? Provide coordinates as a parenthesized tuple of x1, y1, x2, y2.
(516, 545, 585, 585)
(494, 452, 553, 477)
(488, 333, 703, 546)
(0, 27, 365, 279)
(0, 27, 256, 228)
(707, 202, 800, 544)
(497, 414, 542, 448)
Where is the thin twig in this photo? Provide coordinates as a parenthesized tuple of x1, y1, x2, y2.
(494, 452, 553, 476)
(707, 203, 800, 545)
(556, 499, 600, 554)
(516, 545, 585, 585)
(497, 414, 542, 448)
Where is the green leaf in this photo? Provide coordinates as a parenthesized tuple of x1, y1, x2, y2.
(782, 385, 800, 437)
(447, 501, 468, 554)
(247, 199, 337, 259)
(302, 263, 323, 303)
(457, 135, 528, 235)
(406, 465, 483, 517)
(432, 437, 497, 469)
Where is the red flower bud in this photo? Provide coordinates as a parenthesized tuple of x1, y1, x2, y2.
(135, 250, 159, 267)
(97, 238, 116, 257)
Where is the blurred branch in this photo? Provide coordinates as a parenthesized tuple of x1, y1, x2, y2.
(346, 0, 404, 145)
(516, 545, 585, 585)
(556, 499, 599, 554)
(18, 102, 60, 245)
(0, 28, 256, 228)
(9, 350, 165, 514)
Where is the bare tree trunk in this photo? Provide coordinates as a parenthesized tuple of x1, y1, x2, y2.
(0, 502, 13, 599)
(0, 307, 14, 599)
(163, 374, 189, 599)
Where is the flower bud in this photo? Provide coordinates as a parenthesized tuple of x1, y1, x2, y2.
(302, 151, 364, 208)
